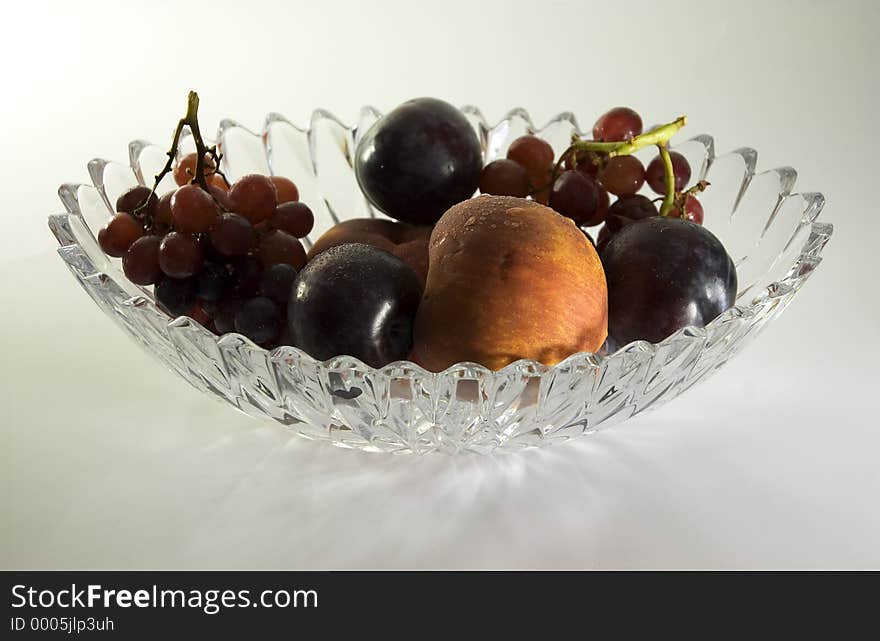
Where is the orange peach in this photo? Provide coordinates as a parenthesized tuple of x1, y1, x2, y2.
(413, 195, 607, 371)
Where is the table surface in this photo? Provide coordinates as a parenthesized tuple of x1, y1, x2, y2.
(1, 0, 878, 569)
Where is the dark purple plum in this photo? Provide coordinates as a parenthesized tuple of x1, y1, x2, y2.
(601, 217, 737, 345)
(354, 98, 483, 225)
(288, 243, 422, 367)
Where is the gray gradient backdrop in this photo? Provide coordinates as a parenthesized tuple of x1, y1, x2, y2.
(1, 0, 878, 568)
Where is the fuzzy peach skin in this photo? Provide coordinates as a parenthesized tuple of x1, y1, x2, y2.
(413, 195, 607, 371)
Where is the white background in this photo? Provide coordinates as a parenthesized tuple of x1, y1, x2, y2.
(1, 0, 878, 568)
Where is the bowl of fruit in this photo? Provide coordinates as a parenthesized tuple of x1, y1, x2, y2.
(49, 92, 831, 454)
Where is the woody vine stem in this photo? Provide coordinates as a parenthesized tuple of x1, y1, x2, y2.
(134, 91, 228, 219)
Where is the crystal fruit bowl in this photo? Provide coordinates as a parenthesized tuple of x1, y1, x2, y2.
(49, 105, 832, 454)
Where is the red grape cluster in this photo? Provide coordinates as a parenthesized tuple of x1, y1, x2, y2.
(98, 153, 314, 347)
(477, 107, 703, 250)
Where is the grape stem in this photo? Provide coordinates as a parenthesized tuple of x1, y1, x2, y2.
(550, 115, 688, 215)
(134, 91, 229, 219)
(673, 179, 710, 212)
(573, 116, 687, 157)
(657, 143, 676, 217)
(185, 92, 216, 191)
(687, 180, 710, 196)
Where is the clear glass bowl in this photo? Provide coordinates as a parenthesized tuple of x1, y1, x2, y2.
(48, 105, 832, 454)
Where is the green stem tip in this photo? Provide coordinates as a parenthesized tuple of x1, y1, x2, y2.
(551, 115, 689, 218)
(657, 143, 676, 217)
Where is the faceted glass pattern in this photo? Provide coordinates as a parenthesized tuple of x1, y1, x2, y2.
(48, 106, 832, 454)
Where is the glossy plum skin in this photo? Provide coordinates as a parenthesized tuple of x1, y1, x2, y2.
(354, 98, 483, 225)
(288, 243, 423, 368)
(601, 217, 737, 346)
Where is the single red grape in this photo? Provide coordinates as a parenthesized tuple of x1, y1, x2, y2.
(155, 276, 198, 316)
(592, 107, 643, 142)
(235, 297, 282, 345)
(507, 135, 554, 202)
(269, 176, 299, 204)
(209, 212, 257, 257)
(206, 172, 229, 192)
(531, 168, 554, 204)
(208, 184, 234, 211)
(600, 194, 660, 249)
(116, 186, 158, 229)
(152, 191, 174, 234)
(670, 194, 704, 225)
(271, 202, 314, 238)
(122, 235, 162, 285)
(585, 187, 610, 227)
(229, 174, 277, 224)
(478, 159, 530, 197)
(548, 170, 599, 226)
(598, 156, 645, 196)
(605, 194, 658, 232)
(645, 151, 692, 194)
(159, 231, 204, 279)
(507, 135, 554, 174)
(98, 212, 144, 257)
(258, 230, 307, 269)
(171, 184, 219, 234)
(173, 152, 216, 186)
